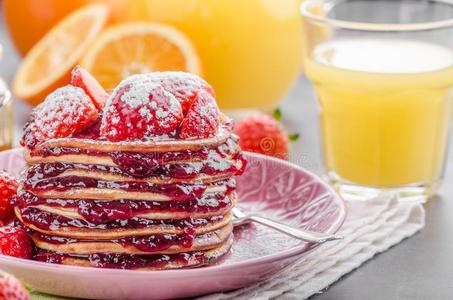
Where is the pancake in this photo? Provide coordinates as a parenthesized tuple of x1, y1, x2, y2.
(16, 207, 233, 239)
(22, 166, 239, 185)
(25, 185, 231, 202)
(26, 116, 232, 155)
(24, 145, 242, 174)
(25, 152, 115, 167)
(22, 174, 234, 200)
(34, 236, 233, 270)
(30, 193, 237, 221)
(14, 191, 236, 220)
(31, 223, 232, 255)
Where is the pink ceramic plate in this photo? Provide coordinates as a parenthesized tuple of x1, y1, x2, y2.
(0, 148, 346, 300)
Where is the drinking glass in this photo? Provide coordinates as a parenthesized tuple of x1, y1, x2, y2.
(0, 79, 12, 152)
(301, 0, 453, 200)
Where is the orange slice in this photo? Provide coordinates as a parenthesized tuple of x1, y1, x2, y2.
(13, 4, 109, 106)
(79, 22, 201, 91)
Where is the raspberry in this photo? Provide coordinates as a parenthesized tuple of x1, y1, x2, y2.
(125, 72, 214, 114)
(100, 80, 183, 141)
(0, 226, 33, 259)
(0, 171, 18, 226)
(179, 90, 220, 139)
(234, 114, 289, 159)
(21, 85, 99, 147)
(70, 66, 109, 110)
(0, 270, 31, 300)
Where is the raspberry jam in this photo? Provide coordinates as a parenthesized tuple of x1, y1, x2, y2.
(15, 191, 232, 223)
(34, 249, 206, 269)
(19, 206, 226, 229)
(117, 227, 197, 252)
(30, 227, 197, 252)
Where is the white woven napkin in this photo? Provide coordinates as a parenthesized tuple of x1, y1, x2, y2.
(199, 194, 425, 300)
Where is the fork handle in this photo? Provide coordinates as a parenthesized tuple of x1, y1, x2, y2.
(248, 215, 343, 243)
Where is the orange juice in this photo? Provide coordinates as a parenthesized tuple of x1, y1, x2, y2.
(305, 39, 453, 187)
(128, 0, 303, 111)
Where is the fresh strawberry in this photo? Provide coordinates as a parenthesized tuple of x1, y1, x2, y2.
(0, 171, 18, 226)
(0, 226, 33, 259)
(20, 118, 45, 149)
(234, 114, 289, 159)
(100, 81, 183, 141)
(20, 85, 99, 148)
(128, 72, 215, 114)
(179, 90, 220, 139)
(70, 66, 109, 110)
(0, 270, 31, 300)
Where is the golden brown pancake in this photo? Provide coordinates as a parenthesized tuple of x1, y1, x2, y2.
(35, 236, 233, 270)
(21, 166, 239, 185)
(24, 146, 242, 171)
(31, 193, 237, 221)
(26, 117, 231, 155)
(31, 223, 232, 255)
(25, 184, 230, 201)
(15, 207, 233, 239)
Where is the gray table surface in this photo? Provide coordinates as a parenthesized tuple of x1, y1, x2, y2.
(1, 10, 452, 300)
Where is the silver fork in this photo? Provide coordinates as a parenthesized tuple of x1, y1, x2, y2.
(232, 207, 343, 244)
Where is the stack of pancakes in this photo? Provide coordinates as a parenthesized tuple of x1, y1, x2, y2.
(14, 118, 245, 270)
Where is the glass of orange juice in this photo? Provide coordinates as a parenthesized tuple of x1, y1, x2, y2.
(301, 0, 453, 200)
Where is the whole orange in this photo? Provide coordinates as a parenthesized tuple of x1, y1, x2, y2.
(3, 0, 89, 55)
(3, 0, 128, 56)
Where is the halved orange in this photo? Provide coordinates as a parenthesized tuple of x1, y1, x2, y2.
(13, 3, 109, 106)
(79, 22, 201, 91)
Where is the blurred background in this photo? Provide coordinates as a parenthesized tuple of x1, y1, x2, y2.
(0, 0, 317, 166)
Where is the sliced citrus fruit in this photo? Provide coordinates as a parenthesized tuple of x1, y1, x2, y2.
(12, 3, 109, 106)
(79, 22, 201, 91)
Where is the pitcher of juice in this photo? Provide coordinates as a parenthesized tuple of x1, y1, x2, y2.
(301, 0, 453, 200)
(133, 0, 304, 112)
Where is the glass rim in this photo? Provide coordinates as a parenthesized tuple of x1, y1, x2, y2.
(300, 0, 453, 32)
(0, 79, 10, 108)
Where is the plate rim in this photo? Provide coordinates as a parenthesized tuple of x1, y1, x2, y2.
(0, 148, 346, 276)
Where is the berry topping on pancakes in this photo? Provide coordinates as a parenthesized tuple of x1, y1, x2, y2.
(124, 72, 214, 114)
(21, 85, 99, 147)
(100, 81, 184, 142)
(21, 69, 224, 147)
(146, 72, 215, 114)
(180, 90, 220, 139)
(70, 66, 109, 110)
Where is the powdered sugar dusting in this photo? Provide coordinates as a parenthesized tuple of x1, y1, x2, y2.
(206, 150, 230, 171)
(35, 86, 90, 135)
(180, 90, 220, 139)
(115, 71, 214, 114)
(100, 78, 183, 141)
(122, 83, 158, 109)
(23, 85, 99, 147)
